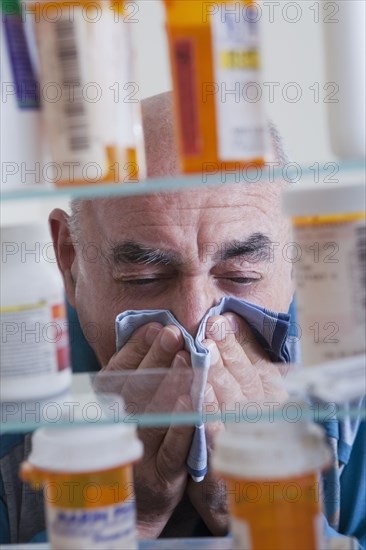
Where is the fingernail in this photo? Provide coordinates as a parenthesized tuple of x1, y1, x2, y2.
(207, 317, 225, 342)
(146, 325, 161, 346)
(205, 341, 220, 365)
(173, 353, 190, 368)
(160, 326, 180, 352)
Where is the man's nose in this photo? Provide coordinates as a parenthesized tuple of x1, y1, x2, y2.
(170, 278, 218, 337)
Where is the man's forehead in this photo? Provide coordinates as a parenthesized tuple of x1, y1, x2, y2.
(83, 183, 282, 229)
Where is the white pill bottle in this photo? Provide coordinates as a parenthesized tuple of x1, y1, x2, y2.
(282, 180, 366, 366)
(322, 0, 366, 159)
(0, 222, 72, 401)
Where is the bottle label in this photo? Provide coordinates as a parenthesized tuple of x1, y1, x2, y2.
(172, 38, 201, 157)
(35, 8, 105, 180)
(46, 500, 138, 550)
(2, 0, 40, 109)
(293, 219, 366, 365)
(210, 2, 265, 160)
(0, 302, 70, 376)
(91, 5, 136, 151)
(34, 4, 135, 182)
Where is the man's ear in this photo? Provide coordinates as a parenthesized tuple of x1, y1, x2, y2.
(49, 208, 77, 308)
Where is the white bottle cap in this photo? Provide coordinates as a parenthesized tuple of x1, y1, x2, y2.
(282, 180, 365, 218)
(212, 417, 331, 479)
(28, 423, 143, 473)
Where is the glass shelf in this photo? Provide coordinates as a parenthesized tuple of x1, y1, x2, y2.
(0, 535, 360, 550)
(1, 369, 365, 434)
(1, 159, 365, 202)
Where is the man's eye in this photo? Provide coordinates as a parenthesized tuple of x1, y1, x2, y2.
(123, 278, 161, 286)
(215, 274, 262, 285)
(228, 277, 259, 285)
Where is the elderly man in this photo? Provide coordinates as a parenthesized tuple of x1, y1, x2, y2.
(1, 92, 365, 546)
(49, 91, 293, 538)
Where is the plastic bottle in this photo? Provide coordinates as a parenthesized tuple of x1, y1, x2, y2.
(282, 180, 366, 366)
(0, 222, 71, 401)
(163, 0, 265, 173)
(0, 0, 43, 192)
(25, 0, 145, 186)
(322, 0, 366, 159)
(212, 416, 331, 550)
(21, 422, 143, 550)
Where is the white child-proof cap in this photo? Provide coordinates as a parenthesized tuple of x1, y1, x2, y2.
(28, 423, 143, 473)
(282, 180, 365, 218)
(212, 416, 331, 479)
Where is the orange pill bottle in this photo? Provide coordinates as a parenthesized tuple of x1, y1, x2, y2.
(25, 0, 145, 186)
(213, 416, 331, 550)
(21, 424, 143, 549)
(164, 0, 265, 174)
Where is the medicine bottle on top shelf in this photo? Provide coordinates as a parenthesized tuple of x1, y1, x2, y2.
(164, 0, 266, 174)
(0, 0, 43, 192)
(25, 0, 146, 187)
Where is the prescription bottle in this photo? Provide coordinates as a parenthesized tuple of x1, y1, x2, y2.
(0, 0, 43, 192)
(0, 222, 71, 402)
(212, 417, 331, 550)
(282, 180, 366, 366)
(25, 0, 145, 187)
(21, 423, 143, 550)
(163, 0, 265, 174)
(323, 1, 365, 159)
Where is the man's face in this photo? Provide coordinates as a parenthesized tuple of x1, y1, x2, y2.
(69, 183, 293, 367)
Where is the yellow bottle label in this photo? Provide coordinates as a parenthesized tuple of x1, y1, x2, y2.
(211, 1, 265, 161)
(293, 212, 366, 226)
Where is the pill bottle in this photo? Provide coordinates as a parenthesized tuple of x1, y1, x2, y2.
(322, 0, 365, 159)
(212, 416, 331, 550)
(21, 422, 143, 550)
(25, 0, 145, 187)
(0, 222, 71, 402)
(282, 180, 366, 366)
(163, 0, 265, 174)
(0, 0, 43, 192)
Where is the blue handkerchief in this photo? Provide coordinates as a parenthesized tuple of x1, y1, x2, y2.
(115, 297, 291, 482)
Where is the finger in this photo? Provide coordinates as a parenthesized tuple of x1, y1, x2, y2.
(202, 383, 224, 448)
(223, 313, 289, 401)
(205, 316, 265, 400)
(145, 351, 193, 414)
(203, 338, 250, 406)
(139, 324, 185, 370)
(157, 394, 195, 482)
(94, 322, 163, 397)
(121, 325, 185, 406)
(106, 322, 163, 371)
(222, 312, 270, 364)
(255, 362, 289, 402)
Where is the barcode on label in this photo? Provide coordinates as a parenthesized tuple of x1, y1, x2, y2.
(54, 20, 90, 152)
(356, 225, 366, 310)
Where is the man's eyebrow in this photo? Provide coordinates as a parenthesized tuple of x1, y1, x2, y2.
(110, 241, 180, 266)
(217, 233, 274, 262)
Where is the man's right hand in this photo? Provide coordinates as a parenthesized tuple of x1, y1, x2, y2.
(98, 323, 194, 539)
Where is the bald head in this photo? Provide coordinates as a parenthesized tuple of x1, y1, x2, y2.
(69, 90, 289, 233)
(141, 90, 288, 177)
(142, 91, 179, 178)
